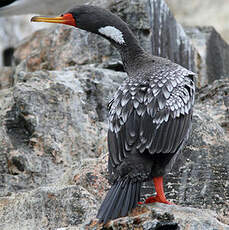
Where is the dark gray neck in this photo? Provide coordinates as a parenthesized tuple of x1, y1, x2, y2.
(94, 11, 147, 75)
(110, 27, 147, 75)
(108, 24, 147, 76)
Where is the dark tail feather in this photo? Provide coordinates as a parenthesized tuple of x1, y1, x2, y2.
(97, 178, 142, 224)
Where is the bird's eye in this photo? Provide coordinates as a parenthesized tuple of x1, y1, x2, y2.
(60, 14, 63, 17)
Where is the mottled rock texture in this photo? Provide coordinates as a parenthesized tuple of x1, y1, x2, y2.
(0, 66, 125, 197)
(0, 67, 14, 89)
(83, 204, 229, 230)
(0, 0, 229, 229)
(165, 0, 229, 43)
(0, 184, 98, 229)
(185, 26, 229, 87)
(0, 15, 51, 67)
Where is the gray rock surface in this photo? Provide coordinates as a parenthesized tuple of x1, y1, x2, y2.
(82, 203, 229, 230)
(0, 15, 51, 67)
(0, 0, 228, 229)
(0, 67, 14, 89)
(109, 0, 196, 71)
(0, 184, 98, 230)
(185, 26, 229, 87)
(165, 0, 229, 43)
(196, 78, 229, 134)
(0, 66, 125, 197)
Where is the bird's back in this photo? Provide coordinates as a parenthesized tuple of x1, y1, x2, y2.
(107, 56, 195, 181)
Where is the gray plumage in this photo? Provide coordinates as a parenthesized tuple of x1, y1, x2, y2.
(108, 57, 195, 170)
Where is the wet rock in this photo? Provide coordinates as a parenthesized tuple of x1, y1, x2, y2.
(185, 26, 229, 87)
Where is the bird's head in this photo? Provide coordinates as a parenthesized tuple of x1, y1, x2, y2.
(31, 5, 128, 45)
(31, 5, 144, 74)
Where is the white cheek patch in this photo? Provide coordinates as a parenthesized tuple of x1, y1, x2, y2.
(98, 26, 125, 44)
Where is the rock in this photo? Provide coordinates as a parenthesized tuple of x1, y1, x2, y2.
(110, 0, 196, 71)
(0, 15, 52, 67)
(165, 0, 229, 44)
(73, 154, 110, 201)
(82, 204, 229, 230)
(185, 26, 229, 87)
(14, 26, 119, 72)
(0, 184, 98, 230)
(0, 66, 125, 196)
(196, 78, 229, 134)
(0, 67, 14, 90)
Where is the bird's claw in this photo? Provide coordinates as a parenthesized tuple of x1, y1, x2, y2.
(139, 196, 173, 205)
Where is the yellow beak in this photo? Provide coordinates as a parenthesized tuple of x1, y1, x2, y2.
(31, 16, 67, 24)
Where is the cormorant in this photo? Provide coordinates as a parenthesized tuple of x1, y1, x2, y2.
(31, 5, 195, 224)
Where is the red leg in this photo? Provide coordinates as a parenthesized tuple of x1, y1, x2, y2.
(144, 177, 173, 204)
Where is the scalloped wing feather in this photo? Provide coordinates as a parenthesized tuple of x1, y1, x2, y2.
(107, 69, 195, 171)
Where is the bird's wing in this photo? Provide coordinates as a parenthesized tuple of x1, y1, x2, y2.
(107, 69, 195, 171)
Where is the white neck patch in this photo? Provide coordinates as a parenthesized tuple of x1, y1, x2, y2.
(98, 26, 125, 44)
